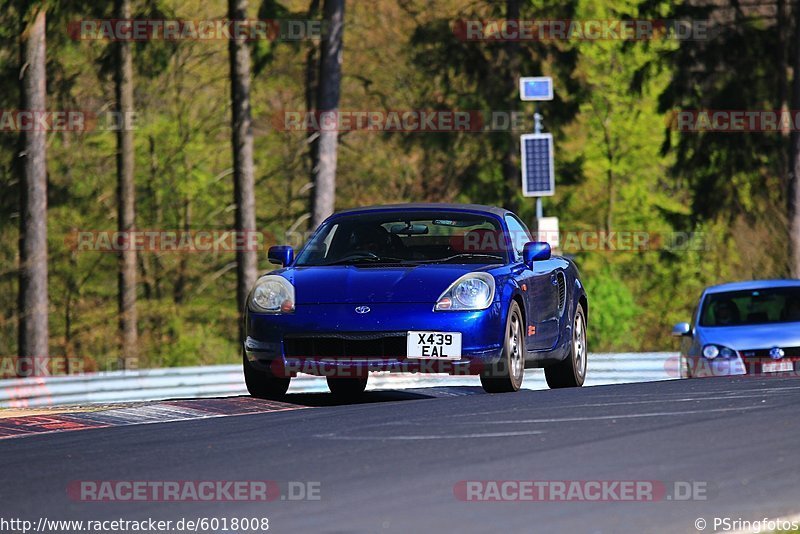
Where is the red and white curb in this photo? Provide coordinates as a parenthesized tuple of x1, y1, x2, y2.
(0, 397, 306, 440)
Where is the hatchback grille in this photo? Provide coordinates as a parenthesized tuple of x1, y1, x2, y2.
(284, 334, 407, 359)
(739, 346, 800, 359)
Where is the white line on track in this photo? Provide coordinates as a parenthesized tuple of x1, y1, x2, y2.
(533, 391, 791, 408)
(453, 405, 767, 424)
(314, 430, 545, 440)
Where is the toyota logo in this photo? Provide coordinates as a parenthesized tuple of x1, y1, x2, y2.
(770, 347, 785, 360)
(355, 306, 371, 314)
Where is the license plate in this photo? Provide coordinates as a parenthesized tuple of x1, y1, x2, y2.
(407, 331, 462, 360)
(762, 361, 794, 373)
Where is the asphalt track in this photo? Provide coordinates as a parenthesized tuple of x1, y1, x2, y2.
(2, 376, 800, 533)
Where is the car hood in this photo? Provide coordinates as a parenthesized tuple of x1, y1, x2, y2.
(700, 322, 800, 350)
(282, 264, 498, 304)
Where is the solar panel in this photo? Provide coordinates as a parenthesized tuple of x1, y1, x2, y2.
(519, 77, 553, 101)
(520, 133, 555, 197)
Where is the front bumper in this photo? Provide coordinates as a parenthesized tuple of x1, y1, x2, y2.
(245, 301, 505, 376)
(685, 354, 800, 378)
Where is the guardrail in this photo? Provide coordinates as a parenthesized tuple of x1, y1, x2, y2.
(0, 352, 679, 408)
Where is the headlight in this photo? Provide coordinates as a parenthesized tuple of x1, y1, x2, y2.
(702, 344, 736, 359)
(435, 273, 495, 311)
(702, 345, 719, 359)
(249, 276, 295, 313)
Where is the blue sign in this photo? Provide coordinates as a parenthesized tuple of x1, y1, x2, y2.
(520, 133, 555, 197)
(520, 77, 553, 101)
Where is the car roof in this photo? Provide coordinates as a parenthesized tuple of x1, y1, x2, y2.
(332, 203, 512, 218)
(704, 279, 800, 294)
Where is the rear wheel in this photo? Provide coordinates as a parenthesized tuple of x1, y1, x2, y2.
(243, 353, 290, 399)
(327, 376, 368, 398)
(480, 301, 525, 393)
(545, 303, 587, 388)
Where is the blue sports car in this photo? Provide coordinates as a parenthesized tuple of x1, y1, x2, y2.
(672, 279, 800, 378)
(243, 204, 588, 397)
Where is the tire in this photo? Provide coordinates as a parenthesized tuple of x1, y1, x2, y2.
(480, 301, 525, 393)
(545, 303, 587, 388)
(327, 376, 368, 398)
(243, 353, 290, 399)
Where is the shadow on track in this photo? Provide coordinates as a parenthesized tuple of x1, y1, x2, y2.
(243, 385, 486, 408)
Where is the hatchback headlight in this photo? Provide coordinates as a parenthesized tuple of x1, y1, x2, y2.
(249, 276, 295, 313)
(703, 344, 736, 359)
(435, 273, 495, 311)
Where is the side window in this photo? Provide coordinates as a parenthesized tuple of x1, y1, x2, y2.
(322, 224, 338, 259)
(504, 215, 532, 261)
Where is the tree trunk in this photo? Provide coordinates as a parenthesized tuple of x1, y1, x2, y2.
(502, 0, 521, 213)
(17, 6, 49, 377)
(228, 0, 258, 342)
(603, 117, 615, 233)
(305, 0, 321, 231)
(790, 2, 800, 277)
(147, 135, 162, 300)
(311, 0, 345, 229)
(173, 198, 191, 305)
(115, 0, 138, 370)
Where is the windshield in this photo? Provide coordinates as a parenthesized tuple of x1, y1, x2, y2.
(699, 287, 800, 327)
(294, 211, 508, 266)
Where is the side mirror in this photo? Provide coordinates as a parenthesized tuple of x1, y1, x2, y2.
(671, 322, 691, 337)
(523, 241, 551, 268)
(268, 245, 294, 267)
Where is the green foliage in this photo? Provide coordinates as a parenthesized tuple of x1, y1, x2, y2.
(583, 266, 640, 351)
(0, 0, 794, 370)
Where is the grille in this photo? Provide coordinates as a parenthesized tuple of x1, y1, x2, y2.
(557, 272, 566, 312)
(739, 346, 800, 359)
(284, 334, 407, 359)
(738, 346, 800, 373)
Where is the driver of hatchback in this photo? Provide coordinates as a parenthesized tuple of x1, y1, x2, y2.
(784, 297, 800, 322)
(714, 299, 740, 326)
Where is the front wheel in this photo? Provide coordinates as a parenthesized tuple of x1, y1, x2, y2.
(243, 353, 291, 399)
(480, 301, 525, 393)
(545, 303, 587, 388)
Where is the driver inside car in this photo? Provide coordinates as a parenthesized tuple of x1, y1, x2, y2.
(784, 297, 800, 322)
(348, 225, 395, 257)
(714, 299, 740, 326)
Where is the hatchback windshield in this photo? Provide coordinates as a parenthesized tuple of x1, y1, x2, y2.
(294, 211, 509, 266)
(699, 286, 800, 326)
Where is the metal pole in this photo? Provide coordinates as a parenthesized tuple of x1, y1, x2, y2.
(534, 103, 543, 219)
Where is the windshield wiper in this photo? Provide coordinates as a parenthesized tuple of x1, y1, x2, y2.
(323, 255, 407, 266)
(415, 253, 504, 264)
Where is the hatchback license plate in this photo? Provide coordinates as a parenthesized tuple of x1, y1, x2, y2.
(762, 361, 793, 373)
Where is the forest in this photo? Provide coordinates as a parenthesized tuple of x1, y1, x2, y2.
(1, 0, 799, 374)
